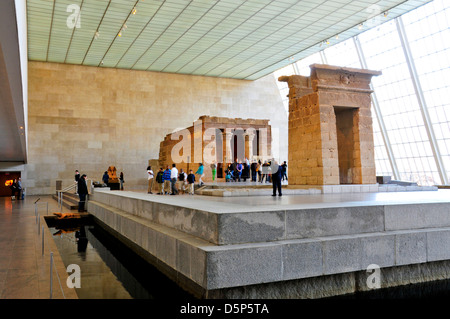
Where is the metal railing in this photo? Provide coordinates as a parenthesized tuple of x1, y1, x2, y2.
(35, 198, 66, 299)
(57, 179, 93, 212)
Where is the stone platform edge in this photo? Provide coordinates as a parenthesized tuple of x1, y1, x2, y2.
(89, 190, 450, 246)
(87, 199, 450, 298)
(197, 184, 438, 197)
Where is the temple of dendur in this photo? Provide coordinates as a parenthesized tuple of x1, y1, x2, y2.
(158, 115, 272, 182)
(85, 65, 450, 299)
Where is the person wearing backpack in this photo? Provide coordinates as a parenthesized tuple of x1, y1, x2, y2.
(187, 170, 196, 195)
(156, 168, 164, 194)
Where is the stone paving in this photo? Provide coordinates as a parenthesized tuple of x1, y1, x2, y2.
(0, 196, 78, 299)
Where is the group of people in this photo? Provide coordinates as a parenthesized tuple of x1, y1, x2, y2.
(225, 159, 288, 184)
(147, 163, 205, 196)
(9, 178, 23, 200)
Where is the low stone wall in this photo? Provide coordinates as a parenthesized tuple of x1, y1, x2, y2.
(86, 189, 450, 298)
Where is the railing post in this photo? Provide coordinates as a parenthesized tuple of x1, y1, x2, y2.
(50, 252, 53, 299)
(42, 226, 45, 256)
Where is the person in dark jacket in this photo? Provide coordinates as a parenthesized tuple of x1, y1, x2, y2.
(10, 179, 18, 200)
(78, 174, 88, 212)
(271, 161, 282, 197)
(156, 168, 164, 194)
(102, 171, 109, 185)
(187, 170, 195, 195)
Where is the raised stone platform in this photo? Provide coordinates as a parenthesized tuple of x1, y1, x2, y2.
(195, 182, 438, 197)
(86, 188, 450, 298)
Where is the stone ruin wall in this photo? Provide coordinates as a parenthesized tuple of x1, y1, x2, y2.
(280, 64, 381, 185)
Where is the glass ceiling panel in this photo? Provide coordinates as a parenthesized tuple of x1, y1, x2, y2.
(27, 0, 432, 79)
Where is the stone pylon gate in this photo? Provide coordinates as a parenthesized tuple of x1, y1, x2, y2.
(279, 64, 381, 185)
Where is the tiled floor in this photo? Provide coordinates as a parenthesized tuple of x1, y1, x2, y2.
(0, 195, 77, 299)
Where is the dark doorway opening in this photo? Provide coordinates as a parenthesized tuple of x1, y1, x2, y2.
(334, 106, 358, 184)
(0, 172, 21, 197)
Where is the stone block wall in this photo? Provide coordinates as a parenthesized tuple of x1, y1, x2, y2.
(281, 64, 381, 185)
(26, 61, 286, 194)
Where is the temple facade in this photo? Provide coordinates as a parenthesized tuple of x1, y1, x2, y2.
(158, 115, 273, 181)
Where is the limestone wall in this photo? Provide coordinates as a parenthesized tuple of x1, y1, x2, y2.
(26, 61, 286, 194)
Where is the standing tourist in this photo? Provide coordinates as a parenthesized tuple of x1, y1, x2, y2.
(210, 161, 217, 183)
(163, 166, 171, 195)
(147, 166, 154, 194)
(281, 161, 288, 182)
(261, 161, 268, 183)
(74, 170, 80, 194)
(251, 160, 257, 182)
(10, 179, 18, 200)
(178, 168, 186, 194)
(236, 161, 243, 182)
(271, 161, 282, 197)
(170, 164, 179, 195)
(187, 170, 196, 195)
(17, 178, 23, 200)
(119, 172, 124, 190)
(78, 174, 89, 212)
(257, 160, 262, 182)
(102, 171, 109, 185)
(156, 168, 164, 194)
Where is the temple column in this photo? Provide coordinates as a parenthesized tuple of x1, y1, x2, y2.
(245, 128, 256, 161)
(222, 130, 233, 165)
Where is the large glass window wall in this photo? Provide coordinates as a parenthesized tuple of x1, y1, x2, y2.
(274, 0, 450, 186)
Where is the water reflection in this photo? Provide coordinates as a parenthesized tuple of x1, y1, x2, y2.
(50, 220, 193, 300)
(330, 279, 450, 299)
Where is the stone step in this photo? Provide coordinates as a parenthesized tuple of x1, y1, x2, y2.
(52, 191, 85, 210)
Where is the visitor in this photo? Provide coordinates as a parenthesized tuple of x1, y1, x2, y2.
(119, 172, 124, 190)
(74, 169, 80, 194)
(147, 166, 154, 194)
(236, 161, 243, 182)
(187, 170, 195, 195)
(210, 161, 217, 183)
(10, 179, 18, 200)
(226, 163, 234, 182)
(281, 161, 288, 181)
(78, 174, 88, 212)
(225, 170, 232, 182)
(251, 160, 257, 182)
(102, 171, 109, 185)
(261, 161, 268, 183)
(170, 164, 178, 195)
(156, 168, 164, 194)
(17, 178, 23, 200)
(178, 168, 186, 194)
(195, 163, 204, 186)
(257, 160, 262, 182)
(163, 166, 171, 195)
(271, 161, 282, 197)
(242, 162, 249, 182)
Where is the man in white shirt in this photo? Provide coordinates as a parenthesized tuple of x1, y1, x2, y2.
(147, 166, 154, 194)
(170, 164, 179, 195)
